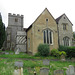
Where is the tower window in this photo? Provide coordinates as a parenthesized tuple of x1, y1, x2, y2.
(15, 18, 18, 22)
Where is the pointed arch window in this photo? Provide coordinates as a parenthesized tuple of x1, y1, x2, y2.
(63, 36, 69, 46)
(43, 29, 53, 45)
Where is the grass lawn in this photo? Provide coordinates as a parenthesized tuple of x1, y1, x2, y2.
(0, 51, 75, 75)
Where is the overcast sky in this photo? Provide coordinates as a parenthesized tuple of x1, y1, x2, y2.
(0, 0, 75, 31)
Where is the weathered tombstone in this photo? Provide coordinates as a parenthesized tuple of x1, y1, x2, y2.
(66, 68, 70, 75)
(66, 65, 75, 75)
(43, 59, 50, 65)
(69, 65, 75, 75)
(40, 68, 49, 75)
(60, 54, 66, 61)
(14, 61, 23, 68)
(54, 70, 64, 75)
(71, 58, 75, 62)
(14, 61, 23, 75)
(15, 47, 20, 54)
(10, 53, 13, 54)
(1, 52, 5, 54)
(5, 52, 9, 55)
(74, 66, 75, 73)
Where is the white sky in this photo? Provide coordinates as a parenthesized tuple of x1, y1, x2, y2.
(0, 0, 75, 31)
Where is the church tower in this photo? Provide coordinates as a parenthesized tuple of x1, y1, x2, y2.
(6, 13, 24, 50)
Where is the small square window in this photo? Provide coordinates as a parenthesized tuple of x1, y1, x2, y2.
(46, 19, 48, 22)
(63, 24, 67, 30)
(15, 18, 18, 22)
(38, 29, 40, 32)
(64, 17, 65, 19)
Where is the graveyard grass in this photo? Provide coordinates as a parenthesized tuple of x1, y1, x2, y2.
(0, 52, 75, 75)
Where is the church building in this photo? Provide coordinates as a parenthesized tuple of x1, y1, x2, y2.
(5, 8, 73, 55)
(26, 8, 58, 55)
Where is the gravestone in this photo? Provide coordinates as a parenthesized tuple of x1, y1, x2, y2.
(71, 58, 75, 62)
(66, 65, 75, 75)
(54, 70, 64, 75)
(5, 52, 9, 55)
(10, 53, 13, 54)
(69, 65, 75, 75)
(15, 47, 20, 54)
(13, 67, 23, 75)
(66, 68, 70, 75)
(60, 54, 66, 61)
(14, 61, 23, 75)
(40, 68, 49, 75)
(43, 59, 50, 65)
(14, 61, 23, 68)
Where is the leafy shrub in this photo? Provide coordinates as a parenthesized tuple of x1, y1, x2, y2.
(34, 52, 41, 57)
(58, 45, 68, 52)
(38, 44, 49, 56)
(59, 45, 75, 58)
(59, 51, 66, 56)
(51, 49, 59, 57)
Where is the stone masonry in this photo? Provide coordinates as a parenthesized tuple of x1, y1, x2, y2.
(6, 13, 26, 52)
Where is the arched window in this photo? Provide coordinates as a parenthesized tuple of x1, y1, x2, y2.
(63, 36, 69, 46)
(43, 29, 53, 44)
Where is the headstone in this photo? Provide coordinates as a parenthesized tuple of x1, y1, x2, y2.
(74, 66, 75, 73)
(66, 65, 75, 75)
(14, 69, 19, 75)
(60, 54, 66, 61)
(10, 53, 13, 54)
(69, 65, 75, 75)
(15, 47, 20, 54)
(13, 68, 23, 75)
(43, 59, 50, 65)
(14, 61, 23, 75)
(1, 52, 5, 54)
(54, 70, 64, 75)
(5, 52, 9, 55)
(40, 68, 49, 75)
(71, 58, 75, 62)
(66, 68, 70, 75)
(14, 61, 23, 68)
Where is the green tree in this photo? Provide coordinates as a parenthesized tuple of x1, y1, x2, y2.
(0, 14, 6, 49)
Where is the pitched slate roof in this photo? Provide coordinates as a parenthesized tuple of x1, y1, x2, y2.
(56, 13, 73, 25)
(56, 14, 64, 24)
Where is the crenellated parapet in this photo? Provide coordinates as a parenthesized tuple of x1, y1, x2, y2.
(8, 13, 24, 18)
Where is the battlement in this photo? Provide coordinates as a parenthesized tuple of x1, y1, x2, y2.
(8, 13, 24, 17)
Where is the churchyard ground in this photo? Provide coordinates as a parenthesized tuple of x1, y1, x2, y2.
(0, 51, 75, 75)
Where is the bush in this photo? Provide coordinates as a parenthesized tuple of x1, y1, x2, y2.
(34, 52, 41, 57)
(59, 51, 66, 56)
(59, 45, 75, 58)
(38, 44, 50, 56)
(51, 49, 59, 57)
